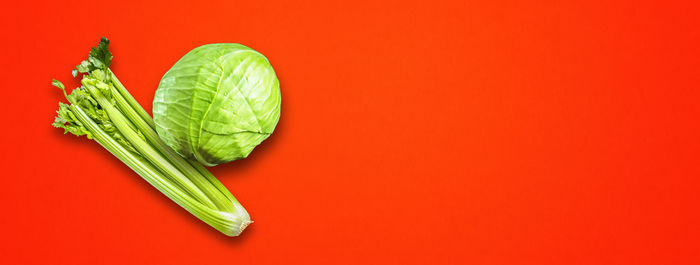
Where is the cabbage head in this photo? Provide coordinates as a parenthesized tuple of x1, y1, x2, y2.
(153, 43, 281, 166)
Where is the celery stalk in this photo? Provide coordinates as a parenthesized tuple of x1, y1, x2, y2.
(52, 37, 251, 236)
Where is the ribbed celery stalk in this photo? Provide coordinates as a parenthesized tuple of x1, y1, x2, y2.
(52, 38, 251, 236)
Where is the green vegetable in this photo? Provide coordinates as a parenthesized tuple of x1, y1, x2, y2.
(52, 38, 251, 236)
(153, 43, 281, 166)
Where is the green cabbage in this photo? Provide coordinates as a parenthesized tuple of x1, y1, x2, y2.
(153, 44, 281, 166)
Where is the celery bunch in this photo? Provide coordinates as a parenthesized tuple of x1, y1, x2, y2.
(52, 38, 251, 236)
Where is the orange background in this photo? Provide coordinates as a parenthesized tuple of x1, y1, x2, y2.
(2, 0, 700, 264)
